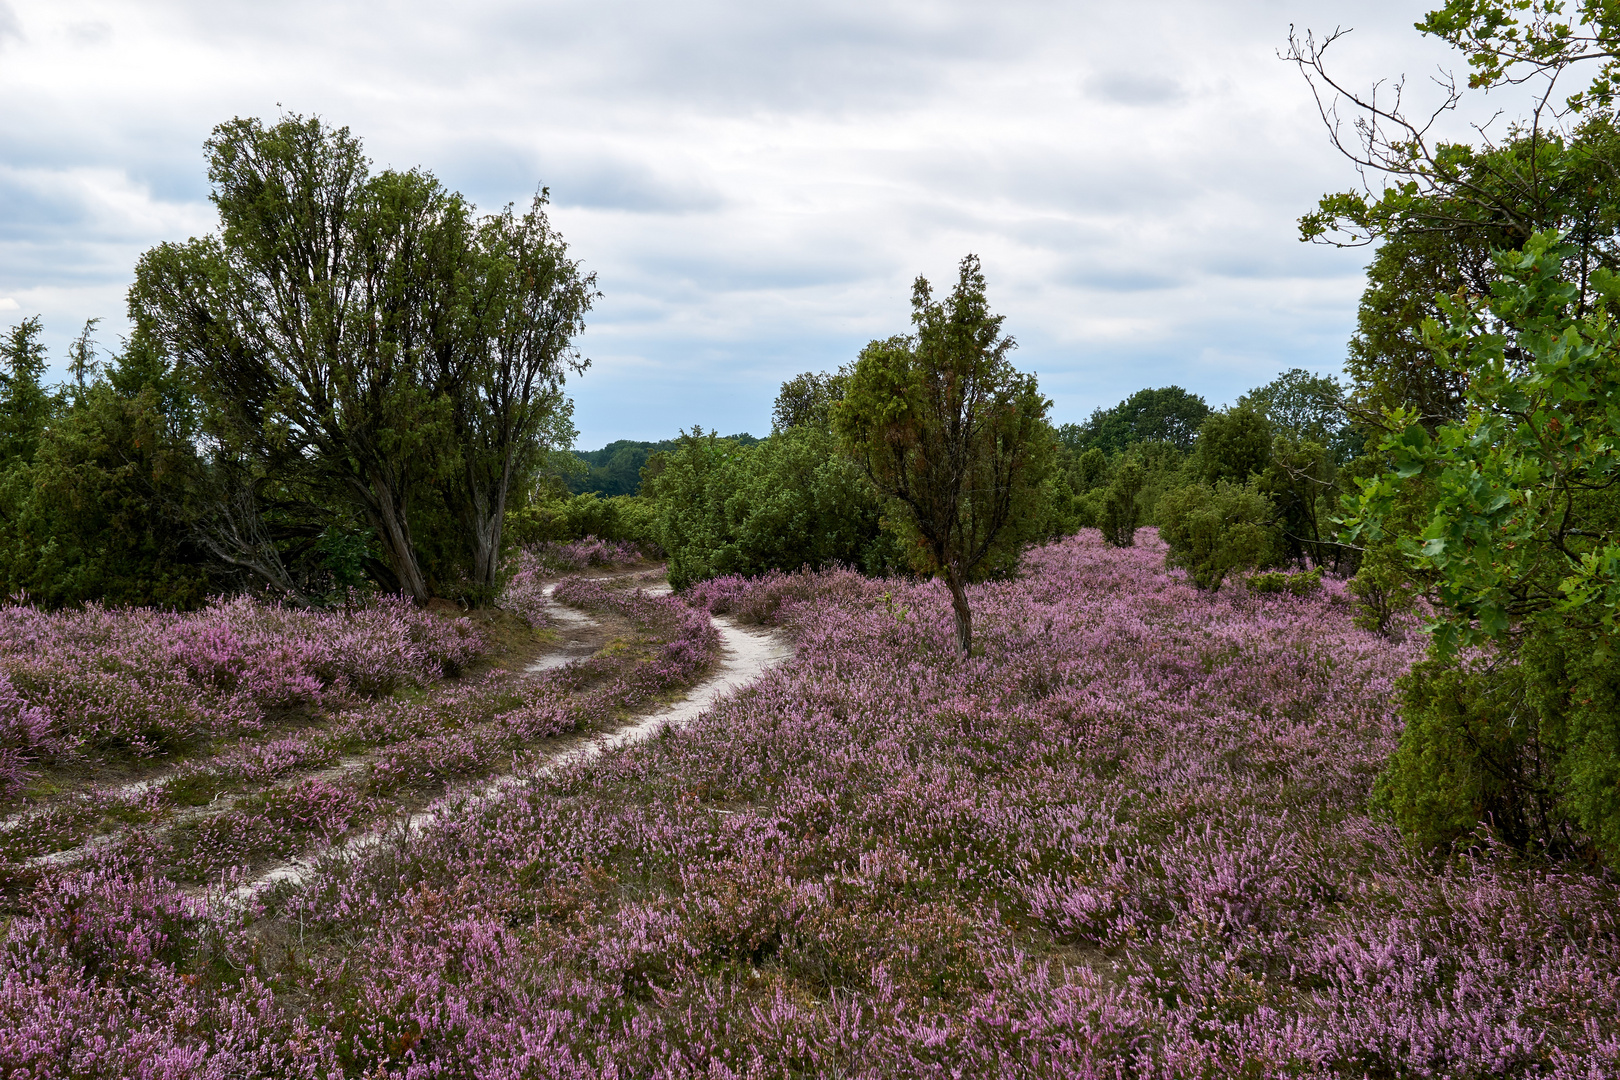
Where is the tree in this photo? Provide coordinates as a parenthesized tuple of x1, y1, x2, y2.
(1350, 231, 1620, 859)
(1299, 2, 1620, 860)
(771, 369, 850, 433)
(1196, 405, 1273, 485)
(834, 255, 1051, 655)
(131, 117, 464, 601)
(1158, 480, 1278, 591)
(130, 115, 587, 604)
(1344, 230, 1482, 431)
(1239, 368, 1356, 460)
(67, 318, 101, 393)
(1071, 385, 1209, 455)
(1097, 460, 1144, 547)
(440, 194, 595, 596)
(0, 317, 53, 466)
(1289, 6, 1620, 432)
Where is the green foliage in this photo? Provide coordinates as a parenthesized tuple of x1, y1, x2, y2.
(1247, 567, 1323, 596)
(1351, 232, 1620, 654)
(833, 255, 1051, 653)
(1375, 626, 1620, 862)
(1239, 368, 1356, 462)
(505, 490, 660, 549)
(772, 370, 850, 434)
(1044, 434, 1196, 542)
(1345, 229, 1481, 431)
(1347, 541, 1425, 637)
(1097, 461, 1143, 547)
(0, 317, 54, 466)
(567, 440, 668, 496)
(1350, 231, 1620, 863)
(1372, 657, 1550, 857)
(130, 114, 588, 605)
(0, 322, 216, 608)
(1259, 435, 1348, 572)
(1157, 480, 1279, 591)
(441, 192, 596, 592)
(645, 426, 902, 592)
(1302, 1, 1620, 866)
(1067, 385, 1209, 455)
(1196, 405, 1272, 485)
(1418, 0, 1620, 116)
(1075, 447, 1107, 489)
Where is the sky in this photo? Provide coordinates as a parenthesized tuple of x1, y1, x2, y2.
(0, 1, 1498, 446)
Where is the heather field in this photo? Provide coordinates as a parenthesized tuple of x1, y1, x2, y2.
(0, 531, 1617, 1077)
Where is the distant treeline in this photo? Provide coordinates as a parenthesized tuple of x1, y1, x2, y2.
(504, 363, 1363, 598)
(565, 435, 757, 497)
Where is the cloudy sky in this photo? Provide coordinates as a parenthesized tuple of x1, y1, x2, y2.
(1, 1, 1489, 445)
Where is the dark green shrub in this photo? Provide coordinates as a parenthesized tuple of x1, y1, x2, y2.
(646, 426, 905, 590)
(1197, 405, 1273, 485)
(1156, 480, 1278, 590)
(505, 492, 660, 550)
(1374, 657, 1548, 856)
(1076, 447, 1107, 489)
(1374, 629, 1620, 862)
(1098, 462, 1144, 547)
(1347, 541, 1423, 637)
(1247, 567, 1322, 596)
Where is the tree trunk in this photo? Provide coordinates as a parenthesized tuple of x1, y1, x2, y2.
(352, 473, 431, 603)
(456, 455, 511, 599)
(466, 491, 505, 595)
(945, 567, 973, 656)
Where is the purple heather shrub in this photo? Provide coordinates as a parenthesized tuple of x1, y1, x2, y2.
(212, 734, 339, 785)
(2, 532, 1617, 1076)
(0, 672, 52, 798)
(0, 594, 486, 772)
(525, 536, 646, 574)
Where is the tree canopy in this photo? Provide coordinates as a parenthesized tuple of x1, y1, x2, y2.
(130, 114, 591, 603)
(1063, 385, 1209, 456)
(833, 255, 1051, 655)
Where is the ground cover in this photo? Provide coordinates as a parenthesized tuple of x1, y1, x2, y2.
(1, 531, 1617, 1077)
(0, 542, 716, 898)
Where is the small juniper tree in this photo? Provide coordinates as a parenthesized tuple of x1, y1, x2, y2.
(834, 255, 1051, 656)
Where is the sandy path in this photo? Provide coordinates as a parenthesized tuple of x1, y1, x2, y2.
(238, 597, 791, 900)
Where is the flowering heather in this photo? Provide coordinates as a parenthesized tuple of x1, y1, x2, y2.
(520, 537, 648, 576)
(1, 531, 1617, 1076)
(0, 563, 722, 891)
(0, 595, 485, 791)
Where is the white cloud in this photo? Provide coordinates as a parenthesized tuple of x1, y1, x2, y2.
(0, 0, 1514, 442)
(0, 298, 18, 312)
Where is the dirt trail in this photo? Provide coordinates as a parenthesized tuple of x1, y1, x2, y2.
(238, 589, 792, 900)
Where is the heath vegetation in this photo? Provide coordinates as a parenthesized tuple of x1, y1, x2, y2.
(2, 0, 1620, 1074)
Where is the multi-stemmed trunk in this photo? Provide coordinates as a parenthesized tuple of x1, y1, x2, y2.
(349, 469, 432, 603)
(450, 452, 513, 596)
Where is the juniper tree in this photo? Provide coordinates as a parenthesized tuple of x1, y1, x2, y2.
(833, 255, 1051, 655)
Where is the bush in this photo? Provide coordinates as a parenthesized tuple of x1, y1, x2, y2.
(646, 426, 906, 591)
(1196, 405, 1272, 485)
(505, 492, 661, 550)
(1348, 541, 1424, 637)
(1156, 480, 1279, 590)
(1375, 629, 1620, 862)
(1374, 657, 1547, 856)
(1098, 462, 1144, 547)
(1247, 567, 1323, 596)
